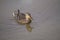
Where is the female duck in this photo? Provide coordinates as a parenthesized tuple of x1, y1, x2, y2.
(12, 9, 32, 24)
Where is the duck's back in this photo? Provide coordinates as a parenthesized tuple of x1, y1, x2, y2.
(18, 13, 26, 20)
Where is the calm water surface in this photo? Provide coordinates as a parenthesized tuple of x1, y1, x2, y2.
(0, 0, 60, 40)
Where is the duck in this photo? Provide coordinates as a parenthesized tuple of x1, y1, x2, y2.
(12, 9, 32, 24)
(12, 9, 33, 32)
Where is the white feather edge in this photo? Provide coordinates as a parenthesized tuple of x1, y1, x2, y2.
(12, 12, 15, 17)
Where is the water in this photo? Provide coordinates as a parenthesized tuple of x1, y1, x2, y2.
(0, 0, 60, 40)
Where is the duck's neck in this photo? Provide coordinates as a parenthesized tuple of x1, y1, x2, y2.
(18, 9, 20, 15)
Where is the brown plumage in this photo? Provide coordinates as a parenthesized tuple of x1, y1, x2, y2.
(13, 9, 32, 24)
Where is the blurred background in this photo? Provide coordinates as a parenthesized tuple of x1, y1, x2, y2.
(0, 0, 60, 40)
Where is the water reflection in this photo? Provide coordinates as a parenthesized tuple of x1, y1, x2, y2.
(25, 24, 32, 32)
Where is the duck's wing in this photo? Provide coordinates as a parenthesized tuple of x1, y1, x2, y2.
(18, 13, 26, 20)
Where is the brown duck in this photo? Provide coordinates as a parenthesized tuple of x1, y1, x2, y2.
(12, 9, 33, 32)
